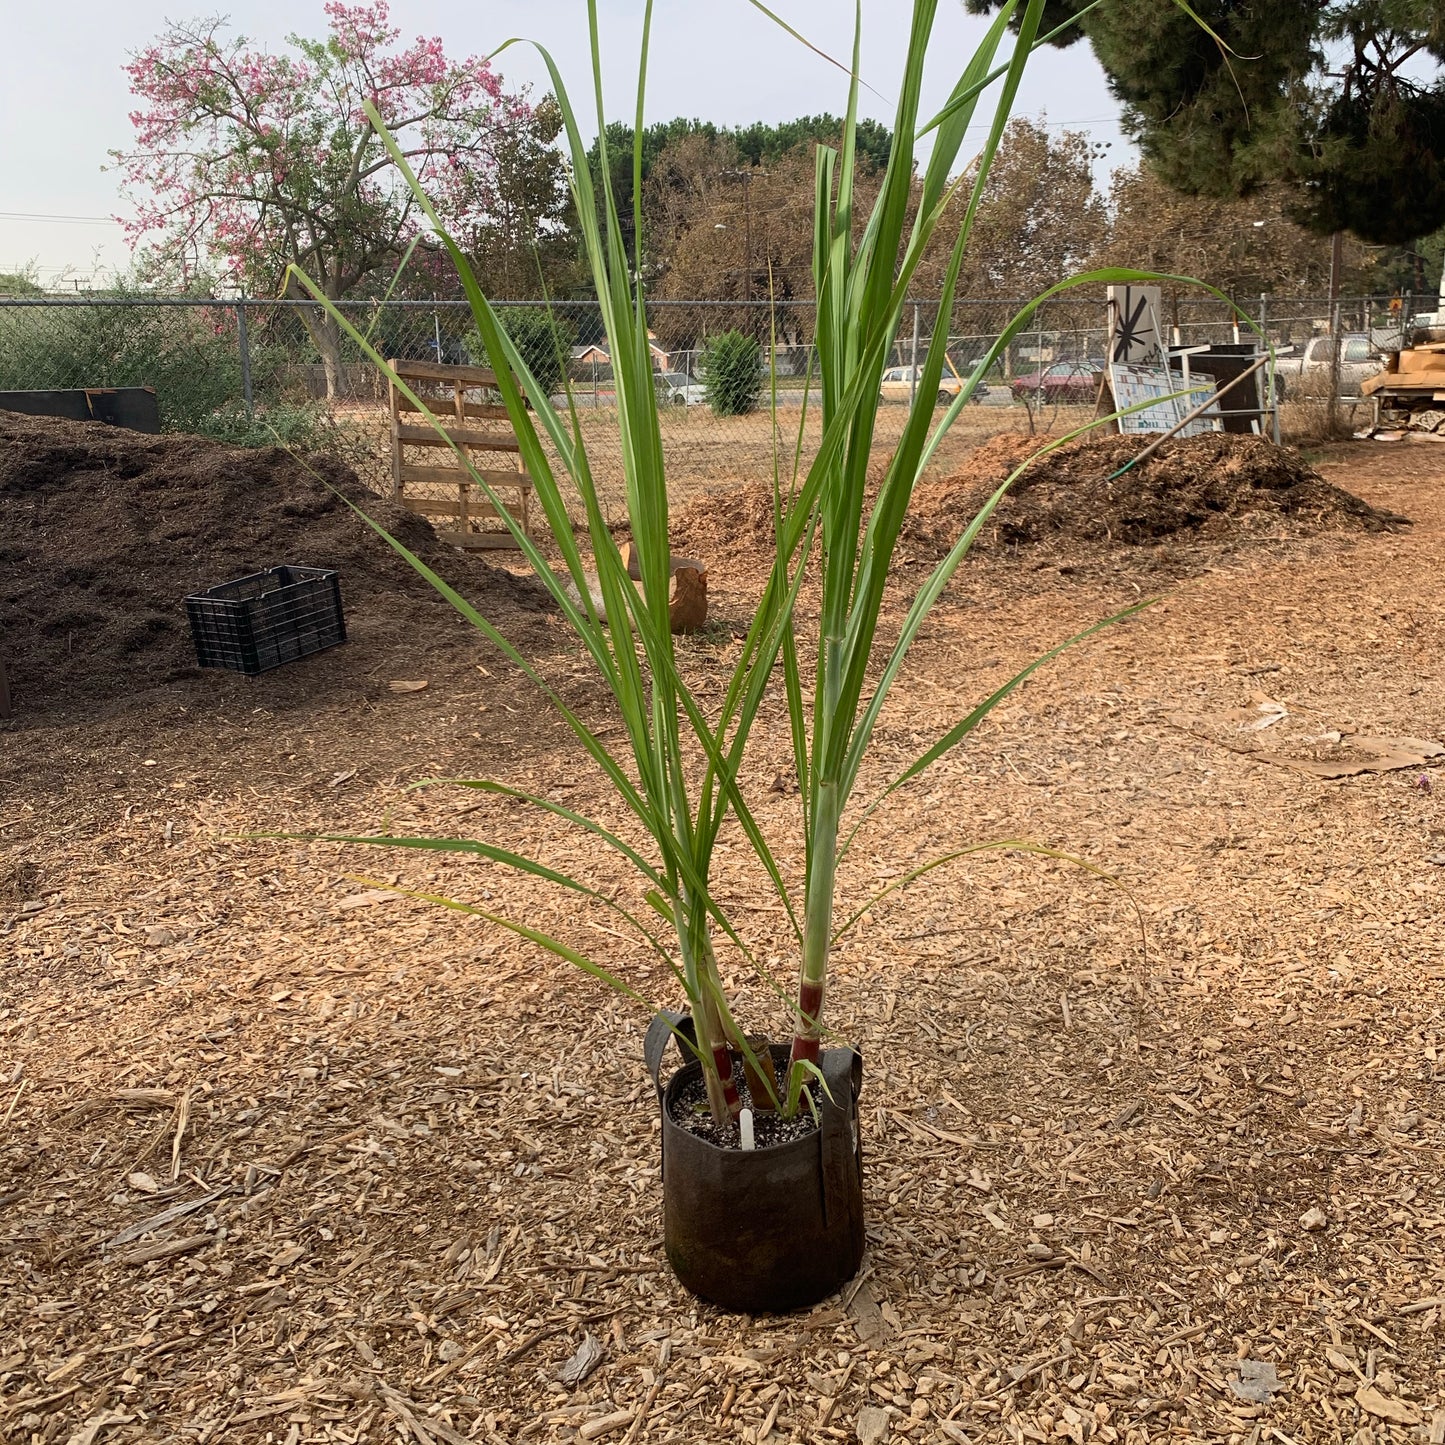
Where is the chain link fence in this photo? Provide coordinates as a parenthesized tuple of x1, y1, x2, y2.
(0, 292, 1412, 517)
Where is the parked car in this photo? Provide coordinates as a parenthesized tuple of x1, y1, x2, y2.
(1009, 361, 1102, 404)
(655, 370, 706, 406)
(1272, 333, 1382, 399)
(878, 363, 989, 405)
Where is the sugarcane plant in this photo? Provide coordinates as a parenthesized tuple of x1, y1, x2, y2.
(286, 0, 1245, 1134)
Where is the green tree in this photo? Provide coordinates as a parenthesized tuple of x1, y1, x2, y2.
(584, 118, 722, 266)
(964, 0, 1445, 246)
(1372, 225, 1445, 297)
(729, 115, 893, 172)
(462, 96, 587, 300)
(584, 114, 896, 275)
(465, 307, 575, 397)
(1097, 165, 1378, 298)
(0, 267, 44, 297)
(947, 118, 1108, 298)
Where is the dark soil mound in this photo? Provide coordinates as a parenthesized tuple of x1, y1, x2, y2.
(0, 411, 549, 718)
(906, 431, 1405, 558)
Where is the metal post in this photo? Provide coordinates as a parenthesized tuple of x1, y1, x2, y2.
(434, 308, 443, 363)
(1328, 231, 1344, 435)
(237, 299, 254, 423)
(909, 303, 921, 407)
(1329, 300, 1344, 435)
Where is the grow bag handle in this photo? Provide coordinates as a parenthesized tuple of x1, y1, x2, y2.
(819, 1047, 863, 1227)
(644, 1010, 696, 1095)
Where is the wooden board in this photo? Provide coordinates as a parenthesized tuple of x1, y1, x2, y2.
(394, 424, 523, 451)
(389, 358, 507, 386)
(392, 394, 513, 421)
(1362, 371, 1445, 397)
(446, 530, 534, 550)
(397, 464, 534, 489)
(402, 496, 512, 521)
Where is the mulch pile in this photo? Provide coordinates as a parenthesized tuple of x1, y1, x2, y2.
(906, 431, 1405, 557)
(0, 411, 549, 716)
(672, 432, 1404, 567)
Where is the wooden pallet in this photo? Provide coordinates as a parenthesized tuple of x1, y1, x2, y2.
(387, 359, 534, 550)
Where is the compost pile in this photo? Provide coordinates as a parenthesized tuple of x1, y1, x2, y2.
(0, 410, 546, 715)
(675, 432, 1402, 569)
(904, 430, 1404, 558)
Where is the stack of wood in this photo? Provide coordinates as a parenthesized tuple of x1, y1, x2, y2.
(1360, 344, 1445, 435)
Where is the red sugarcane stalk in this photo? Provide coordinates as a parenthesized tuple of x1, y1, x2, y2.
(712, 1043, 743, 1118)
(698, 990, 742, 1126)
(788, 977, 825, 1071)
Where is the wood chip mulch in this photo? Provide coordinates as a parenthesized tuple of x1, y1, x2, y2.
(3, 439, 1445, 1445)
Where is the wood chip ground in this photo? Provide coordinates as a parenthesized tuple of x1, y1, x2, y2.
(3, 440, 1445, 1444)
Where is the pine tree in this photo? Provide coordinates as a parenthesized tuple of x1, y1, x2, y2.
(964, 0, 1445, 245)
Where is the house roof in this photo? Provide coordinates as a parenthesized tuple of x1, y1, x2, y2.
(570, 339, 670, 360)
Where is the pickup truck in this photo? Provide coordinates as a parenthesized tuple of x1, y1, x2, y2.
(1272, 334, 1381, 399)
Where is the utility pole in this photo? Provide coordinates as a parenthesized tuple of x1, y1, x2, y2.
(722, 168, 763, 304)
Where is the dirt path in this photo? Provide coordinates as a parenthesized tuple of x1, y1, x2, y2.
(3, 441, 1445, 1444)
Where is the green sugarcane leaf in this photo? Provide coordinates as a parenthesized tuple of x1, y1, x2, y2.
(840, 602, 1153, 864)
(357, 881, 675, 1012)
(264, 831, 679, 969)
(409, 777, 666, 890)
(278, 463, 671, 866)
(644, 891, 677, 926)
(839, 410, 1175, 810)
(784, 1057, 834, 1120)
(827, 1, 1047, 786)
(832, 840, 1129, 943)
(916, 0, 1106, 136)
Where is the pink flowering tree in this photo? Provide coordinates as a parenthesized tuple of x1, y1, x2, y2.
(115, 2, 531, 396)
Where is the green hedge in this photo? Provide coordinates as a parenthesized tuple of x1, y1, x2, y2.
(701, 330, 763, 416)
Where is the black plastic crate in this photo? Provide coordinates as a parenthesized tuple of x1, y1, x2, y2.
(185, 566, 345, 676)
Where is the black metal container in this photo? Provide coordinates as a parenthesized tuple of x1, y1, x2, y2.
(185, 566, 345, 675)
(644, 1012, 865, 1313)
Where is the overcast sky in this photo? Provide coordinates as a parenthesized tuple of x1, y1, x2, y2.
(0, 0, 1132, 284)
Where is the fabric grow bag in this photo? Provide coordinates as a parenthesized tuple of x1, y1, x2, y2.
(644, 1012, 865, 1313)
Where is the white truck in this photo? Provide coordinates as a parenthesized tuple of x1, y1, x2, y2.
(1271, 333, 1383, 399)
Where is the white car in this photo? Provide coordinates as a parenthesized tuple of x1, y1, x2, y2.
(878, 364, 986, 406)
(655, 371, 706, 406)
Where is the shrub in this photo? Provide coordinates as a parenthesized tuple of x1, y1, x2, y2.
(196, 400, 333, 450)
(701, 330, 763, 416)
(0, 296, 296, 439)
(466, 307, 574, 396)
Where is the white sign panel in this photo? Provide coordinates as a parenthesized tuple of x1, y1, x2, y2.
(1110, 363, 1219, 436)
(1107, 285, 1165, 366)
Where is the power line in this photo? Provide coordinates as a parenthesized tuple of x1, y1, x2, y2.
(0, 211, 126, 225)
